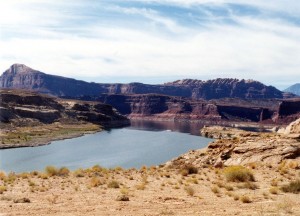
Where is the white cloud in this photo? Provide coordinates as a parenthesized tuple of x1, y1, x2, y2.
(0, 0, 299, 88)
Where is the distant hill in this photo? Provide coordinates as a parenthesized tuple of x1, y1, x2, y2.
(285, 83, 300, 96)
(0, 63, 285, 100)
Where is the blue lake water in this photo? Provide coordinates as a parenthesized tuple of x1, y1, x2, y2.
(0, 121, 213, 173)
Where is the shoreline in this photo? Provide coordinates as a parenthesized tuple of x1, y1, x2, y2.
(0, 123, 102, 150)
(0, 118, 285, 150)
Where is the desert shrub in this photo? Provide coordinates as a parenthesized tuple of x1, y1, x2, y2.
(184, 186, 195, 196)
(90, 177, 103, 187)
(224, 166, 255, 182)
(108, 180, 120, 188)
(0, 172, 6, 180)
(74, 168, 85, 177)
(240, 195, 251, 203)
(18, 172, 30, 179)
(0, 186, 7, 194)
(242, 182, 258, 190)
(45, 166, 58, 176)
(281, 179, 300, 194)
(6, 172, 17, 183)
(120, 188, 129, 195)
(180, 165, 198, 176)
(58, 167, 70, 176)
(211, 186, 220, 194)
(225, 185, 234, 191)
(30, 171, 39, 176)
(269, 187, 279, 194)
(116, 195, 129, 201)
(135, 183, 146, 190)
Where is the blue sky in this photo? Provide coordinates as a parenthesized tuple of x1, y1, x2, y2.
(0, 0, 300, 89)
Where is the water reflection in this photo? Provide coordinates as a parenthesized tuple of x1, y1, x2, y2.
(129, 120, 206, 135)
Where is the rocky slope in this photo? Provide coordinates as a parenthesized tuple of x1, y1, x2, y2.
(0, 89, 129, 127)
(285, 83, 300, 96)
(0, 64, 287, 100)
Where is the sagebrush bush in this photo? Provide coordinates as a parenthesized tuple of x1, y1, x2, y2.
(184, 186, 195, 196)
(108, 180, 120, 188)
(90, 177, 103, 187)
(269, 187, 279, 194)
(281, 179, 300, 194)
(58, 167, 70, 176)
(0, 186, 7, 194)
(74, 168, 85, 177)
(240, 195, 251, 203)
(224, 166, 255, 182)
(180, 165, 198, 176)
(45, 166, 58, 176)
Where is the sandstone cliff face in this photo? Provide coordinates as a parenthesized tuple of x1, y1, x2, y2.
(1, 64, 286, 100)
(97, 94, 279, 123)
(0, 89, 129, 127)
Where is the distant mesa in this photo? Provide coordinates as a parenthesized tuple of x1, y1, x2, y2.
(0, 63, 288, 100)
(285, 83, 300, 96)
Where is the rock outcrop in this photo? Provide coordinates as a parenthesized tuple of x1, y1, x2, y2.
(0, 64, 287, 100)
(170, 118, 300, 168)
(0, 89, 129, 127)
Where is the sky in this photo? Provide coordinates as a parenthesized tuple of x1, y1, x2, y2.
(0, 0, 300, 89)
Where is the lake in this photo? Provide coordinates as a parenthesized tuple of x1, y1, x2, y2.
(0, 120, 213, 173)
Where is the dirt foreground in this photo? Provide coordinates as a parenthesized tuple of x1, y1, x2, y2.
(0, 159, 299, 215)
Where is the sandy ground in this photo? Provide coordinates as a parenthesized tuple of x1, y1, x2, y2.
(0, 164, 299, 216)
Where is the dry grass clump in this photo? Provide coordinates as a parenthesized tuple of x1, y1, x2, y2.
(108, 180, 120, 189)
(90, 177, 103, 187)
(240, 195, 252, 203)
(74, 168, 85, 177)
(45, 166, 58, 176)
(184, 186, 195, 196)
(135, 183, 146, 190)
(0, 186, 7, 194)
(0, 172, 6, 180)
(224, 166, 255, 182)
(58, 167, 70, 176)
(241, 182, 258, 190)
(269, 187, 279, 194)
(211, 186, 220, 194)
(280, 179, 300, 194)
(116, 194, 129, 201)
(180, 165, 198, 176)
